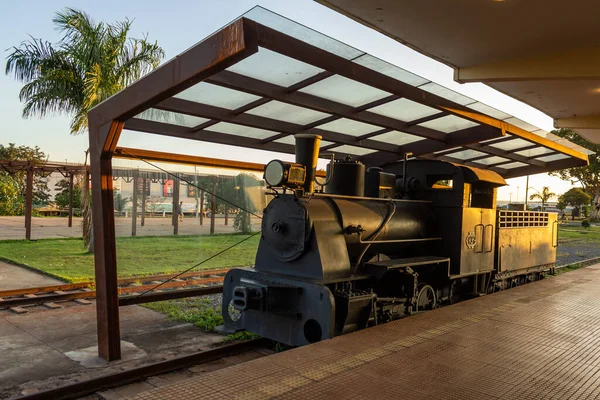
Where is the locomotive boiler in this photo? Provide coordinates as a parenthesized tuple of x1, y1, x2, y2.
(220, 134, 558, 346)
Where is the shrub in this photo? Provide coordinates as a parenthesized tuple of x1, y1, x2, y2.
(581, 220, 591, 229)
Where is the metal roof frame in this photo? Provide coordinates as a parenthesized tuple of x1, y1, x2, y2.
(87, 8, 589, 362)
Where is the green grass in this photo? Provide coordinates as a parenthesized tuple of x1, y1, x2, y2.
(0, 234, 259, 283)
(145, 297, 224, 331)
(558, 225, 600, 241)
(144, 297, 259, 342)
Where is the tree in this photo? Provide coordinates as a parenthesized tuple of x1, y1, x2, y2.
(0, 175, 21, 216)
(528, 186, 556, 211)
(0, 144, 50, 216)
(113, 192, 129, 213)
(5, 8, 164, 250)
(54, 177, 82, 209)
(559, 188, 592, 220)
(232, 173, 263, 234)
(549, 128, 600, 219)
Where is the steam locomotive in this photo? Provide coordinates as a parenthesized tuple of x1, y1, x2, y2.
(220, 134, 558, 346)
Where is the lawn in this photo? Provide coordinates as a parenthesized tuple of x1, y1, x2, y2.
(0, 234, 260, 283)
(557, 224, 600, 241)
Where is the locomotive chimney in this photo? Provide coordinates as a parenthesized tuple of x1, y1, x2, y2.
(295, 134, 321, 193)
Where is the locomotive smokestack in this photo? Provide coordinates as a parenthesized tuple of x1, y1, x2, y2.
(295, 134, 321, 193)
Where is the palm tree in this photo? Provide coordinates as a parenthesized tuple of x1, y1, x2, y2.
(5, 8, 164, 134)
(5, 8, 165, 250)
(529, 186, 556, 211)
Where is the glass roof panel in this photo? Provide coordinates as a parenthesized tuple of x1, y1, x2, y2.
(497, 162, 528, 169)
(274, 135, 333, 147)
(368, 98, 440, 122)
(503, 117, 539, 132)
(418, 115, 479, 133)
(245, 101, 331, 125)
(243, 7, 365, 60)
(316, 118, 381, 137)
(474, 156, 511, 165)
(419, 82, 475, 106)
(209, 122, 278, 140)
(299, 75, 392, 107)
(466, 102, 512, 120)
(352, 54, 429, 86)
(370, 130, 422, 146)
(434, 147, 460, 154)
(329, 145, 377, 156)
(488, 138, 533, 151)
(174, 82, 260, 110)
(537, 154, 570, 162)
(515, 147, 554, 158)
(228, 47, 323, 87)
(445, 149, 487, 160)
(135, 109, 209, 128)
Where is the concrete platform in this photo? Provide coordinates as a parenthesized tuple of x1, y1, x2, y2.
(0, 261, 63, 290)
(0, 302, 223, 399)
(124, 265, 600, 400)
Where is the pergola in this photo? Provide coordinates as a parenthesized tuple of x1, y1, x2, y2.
(0, 160, 86, 240)
(88, 7, 589, 360)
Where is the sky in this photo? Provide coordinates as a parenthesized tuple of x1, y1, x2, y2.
(0, 0, 583, 201)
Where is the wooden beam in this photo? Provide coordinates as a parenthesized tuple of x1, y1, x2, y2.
(68, 173, 74, 228)
(90, 120, 123, 361)
(210, 177, 216, 235)
(173, 174, 180, 235)
(141, 177, 146, 227)
(114, 147, 266, 172)
(24, 163, 33, 240)
(131, 170, 138, 237)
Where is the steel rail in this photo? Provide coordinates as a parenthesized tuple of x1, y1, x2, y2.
(0, 279, 226, 309)
(14, 337, 270, 400)
(0, 268, 234, 299)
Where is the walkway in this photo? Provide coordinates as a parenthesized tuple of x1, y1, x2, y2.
(0, 216, 261, 240)
(125, 265, 600, 399)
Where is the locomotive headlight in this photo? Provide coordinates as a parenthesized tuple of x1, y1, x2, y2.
(265, 160, 286, 187)
(264, 160, 306, 188)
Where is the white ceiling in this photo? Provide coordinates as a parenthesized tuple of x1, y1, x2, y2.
(316, 0, 600, 143)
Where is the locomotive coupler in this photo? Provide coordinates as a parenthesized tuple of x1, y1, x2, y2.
(232, 285, 304, 319)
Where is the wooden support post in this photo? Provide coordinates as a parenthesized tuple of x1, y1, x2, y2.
(210, 177, 216, 235)
(68, 173, 74, 228)
(199, 191, 204, 226)
(224, 205, 228, 226)
(173, 174, 180, 235)
(90, 121, 122, 361)
(141, 176, 146, 227)
(25, 162, 33, 240)
(131, 170, 138, 237)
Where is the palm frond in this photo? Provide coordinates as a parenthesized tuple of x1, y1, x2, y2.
(5, 37, 57, 82)
(6, 7, 164, 134)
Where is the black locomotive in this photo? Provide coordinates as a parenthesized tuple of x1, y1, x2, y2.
(220, 134, 557, 346)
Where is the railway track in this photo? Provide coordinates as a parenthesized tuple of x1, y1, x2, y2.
(0, 268, 234, 311)
(15, 337, 272, 400)
(3, 254, 599, 313)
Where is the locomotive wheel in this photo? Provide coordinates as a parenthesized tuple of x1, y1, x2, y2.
(415, 285, 437, 311)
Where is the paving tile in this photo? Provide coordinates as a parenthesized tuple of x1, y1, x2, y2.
(119, 265, 600, 400)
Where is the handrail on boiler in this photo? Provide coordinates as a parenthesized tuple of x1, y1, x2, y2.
(357, 235, 442, 244)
